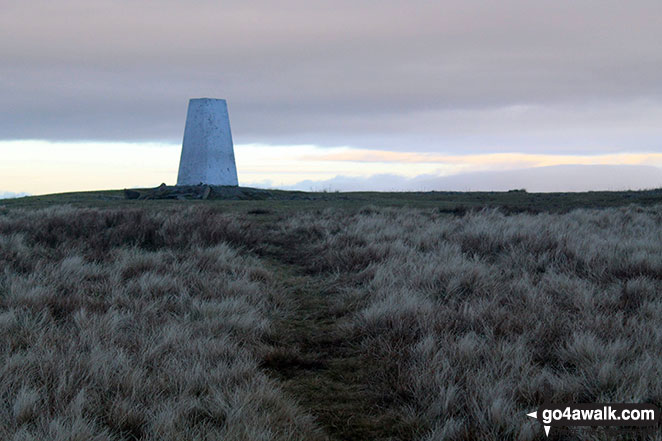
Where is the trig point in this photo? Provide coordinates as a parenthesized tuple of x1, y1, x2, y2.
(176, 98, 239, 186)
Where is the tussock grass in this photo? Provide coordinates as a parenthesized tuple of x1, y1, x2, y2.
(2, 202, 661, 440)
(0, 206, 322, 440)
(273, 205, 662, 440)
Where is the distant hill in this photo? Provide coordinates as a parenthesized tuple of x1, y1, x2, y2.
(288, 164, 662, 192)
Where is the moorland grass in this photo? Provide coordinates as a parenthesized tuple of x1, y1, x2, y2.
(272, 205, 662, 440)
(0, 206, 323, 441)
(1, 200, 661, 440)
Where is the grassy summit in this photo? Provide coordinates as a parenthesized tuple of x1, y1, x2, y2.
(3, 185, 662, 212)
(1, 188, 661, 440)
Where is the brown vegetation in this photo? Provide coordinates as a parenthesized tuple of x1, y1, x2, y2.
(1, 203, 660, 440)
(273, 205, 662, 440)
(0, 206, 322, 440)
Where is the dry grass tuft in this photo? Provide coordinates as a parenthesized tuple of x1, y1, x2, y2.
(0, 206, 323, 440)
(272, 205, 662, 440)
(2, 203, 661, 440)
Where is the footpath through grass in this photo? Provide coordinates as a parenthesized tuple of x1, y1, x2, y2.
(259, 261, 421, 441)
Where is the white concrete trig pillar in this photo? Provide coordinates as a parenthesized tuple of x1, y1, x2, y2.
(177, 98, 239, 186)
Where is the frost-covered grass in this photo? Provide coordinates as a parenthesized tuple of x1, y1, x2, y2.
(1, 203, 661, 440)
(280, 205, 662, 440)
(0, 206, 322, 441)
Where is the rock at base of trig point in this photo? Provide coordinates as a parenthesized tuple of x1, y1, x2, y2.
(176, 98, 239, 186)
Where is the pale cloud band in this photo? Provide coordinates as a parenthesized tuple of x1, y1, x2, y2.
(303, 149, 662, 169)
(2, 140, 660, 195)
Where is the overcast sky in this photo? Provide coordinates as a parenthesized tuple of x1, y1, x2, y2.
(2, 0, 662, 194)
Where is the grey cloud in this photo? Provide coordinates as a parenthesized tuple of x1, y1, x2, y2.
(278, 165, 662, 192)
(1, 0, 662, 153)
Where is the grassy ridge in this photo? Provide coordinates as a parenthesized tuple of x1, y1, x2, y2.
(3, 186, 662, 213)
(1, 190, 661, 440)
